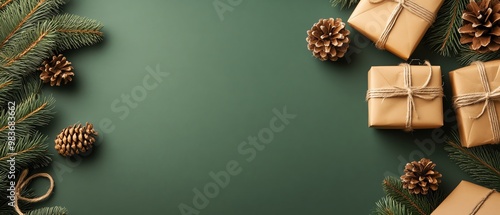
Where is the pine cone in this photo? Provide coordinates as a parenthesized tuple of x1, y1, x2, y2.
(458, 0, 500, 53)
(400, 158, 442, 195)
(306, 18, 350, 61)
(39, 54, 75, 86)
(55, 122, 98, 157)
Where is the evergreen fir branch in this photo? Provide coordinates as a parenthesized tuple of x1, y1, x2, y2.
(445, 133, 500, 190)
(330, 0, 359, 8)
(0, 0, 14, 11)
(0, 76, 18, 106)
(8, 73, 43, 105)
(0, 132, 51, 171)
(52, 14, 104, 51)
(0, 76, 55, 140)
(456, 46, 500, 65)
(381, 176, 443, 215)
(25, 206, 68, 215)
(426, 0, 468, 56)
(373, 196, 413, 215)
(0, 94, 55, 139)
(0, 23, 57, 77)
(0, 0, 65, 49)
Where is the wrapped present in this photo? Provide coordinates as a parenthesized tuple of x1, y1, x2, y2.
(348, 0, 444, 60)
(450, 60, 500, 147)
(366, 61, 443, 130)
(431, 181, 499, 215)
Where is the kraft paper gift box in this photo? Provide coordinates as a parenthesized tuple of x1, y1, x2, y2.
(431, 181, 500, 215)
(366, 62, 443, 130)
(348, 0, 444, 60)
(450, 60, 500, 147)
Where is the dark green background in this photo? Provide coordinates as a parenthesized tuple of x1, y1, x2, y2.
(33, 0, 470, 214)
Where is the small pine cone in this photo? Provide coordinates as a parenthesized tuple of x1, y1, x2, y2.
(55, 122, 98, 157)
(458, 0, 500, 53)
(306, 18, 350, 61)
(400, 158, 442, 195)
(39, 54, 75, 86)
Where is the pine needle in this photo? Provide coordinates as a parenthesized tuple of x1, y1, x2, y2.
(374, 196, 413, 215)
(0, 0, 14, 11)
(380, 176, 444, 215)
(0, 75, 55, 140)
(426, 0, 468, 56)
(0, 0, 65, 49)
(0, 0, 104, 214)
(0, 22, 57, 77)
(456, 46, 500, 65)
(52, 14, 104, 51)
(0, 76, 18, 106)
(445, 132, 500, 190)
(25, 206, 68, 215)
(0, 132, 52, 171)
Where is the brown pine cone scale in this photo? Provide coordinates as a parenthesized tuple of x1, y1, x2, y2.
(459, 0, 500, 53)
(306, 18, 350, 61)
(39, 54, 75, 86)
(55, 122, 98, 157)
(400, 158, 442, 195)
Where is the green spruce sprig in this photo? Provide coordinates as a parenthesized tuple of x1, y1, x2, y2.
(373, 196, 412, 215)
(0, 0, 104, 213)
(445, 133, 500, 190)
(372, 177, 444, 215)
(25, 206, 68, 215)
(426, 0, 468, 57)
(0, 75, 55, 140)
(457, 47, 500, 65)
(52, 14, 104, 51)
(0, 132, 52, 171)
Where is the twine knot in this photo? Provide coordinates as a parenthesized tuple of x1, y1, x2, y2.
(13, 169, 55, 215)
(369, 0, 435, 49)
(453, 61, 500, 143)
(366, 61, 443, 131)
(406, 88, 414, 96)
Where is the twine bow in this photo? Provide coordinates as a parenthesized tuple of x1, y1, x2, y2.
(453, 61, 500, 143)
(366, 61, 443, 131)
(470, 189, 497, 215)
(369, 0, 436, 49)
(13, 169, 55, 215)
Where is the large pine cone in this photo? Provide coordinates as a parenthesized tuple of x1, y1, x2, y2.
(458, 0, 500, 53)
(55, 122, 98, 157)
(400, 158, 442, 195)
(306, 18, 350, 61)
(39, 54, 75, 86)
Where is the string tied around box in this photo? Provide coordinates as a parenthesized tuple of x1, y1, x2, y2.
(369, 0, 436, 49)
(13, 169, 55, 215)
(366, 61, 443, 131)
(453, 61, 500, 144)
(470, 189, 497, 215)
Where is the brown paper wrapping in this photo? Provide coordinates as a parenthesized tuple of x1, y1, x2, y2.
(431, 181, 500, 215)
(348, 0, 444, 60)
(450, 60, 500, 147)
(367, 64, 443, 129)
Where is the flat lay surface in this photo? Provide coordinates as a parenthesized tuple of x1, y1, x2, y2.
(30, 0, 475, 214)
